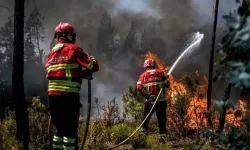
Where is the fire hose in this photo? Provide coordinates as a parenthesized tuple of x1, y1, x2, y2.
(79, 73, 92, 150)
(107, 87, 164, 150)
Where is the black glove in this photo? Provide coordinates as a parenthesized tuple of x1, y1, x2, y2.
(140, 90, 150, 99)
(165, 75, 170, 88)
(148, 95, 156, 104)
(81, 69, 93, 80)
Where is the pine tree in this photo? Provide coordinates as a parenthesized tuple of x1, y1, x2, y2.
(123, 21, 138, 54)
(24, 36, 36, 64)
(0, 19, 14, 69)
(25, 7, 45, 63)
(96, 11, 116, 60)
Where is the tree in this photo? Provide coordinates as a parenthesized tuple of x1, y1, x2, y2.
(24, 7, 48, 104)
(25, 7, 45, 63)
(12, 0, 30, 149)
(96, 11, 116, 61)
(216, 0, 250, 91)
(213, 0, 250, 148)
(206, 0, 220, 128)
(123, 21, 138, 55)
(0, 19, 14, 72)
(216, 84, 232, 133)
(0, 19, 14, 123)
(24, 36, 36, 64)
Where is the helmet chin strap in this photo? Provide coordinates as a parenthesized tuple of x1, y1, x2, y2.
(65, 35, 76, 44)
(56, 35, 76, 44)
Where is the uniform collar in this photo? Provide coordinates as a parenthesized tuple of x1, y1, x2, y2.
(57, 38, 73, 44)
(146, 67, 155, 70)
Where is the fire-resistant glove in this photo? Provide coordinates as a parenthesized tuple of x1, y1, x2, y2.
(81, 69, 93, 80)
(165, 75, 170, 88)
(90, 55, 96, 62)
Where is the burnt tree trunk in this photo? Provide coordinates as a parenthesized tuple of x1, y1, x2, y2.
(12, 0, 30, 149)
(216, 84, 232, 134)
(206, 0, 220, 128)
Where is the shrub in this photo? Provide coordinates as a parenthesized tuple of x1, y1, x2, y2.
(0, 112, 21, 150)
(122, 86, 144, 121)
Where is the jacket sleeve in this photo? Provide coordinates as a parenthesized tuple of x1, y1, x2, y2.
(136, 74, 149, 99)
(74, 47, 99, 72)
(161, 71, 170, 88)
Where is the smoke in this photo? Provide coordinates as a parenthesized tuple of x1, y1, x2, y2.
(111, 0, 163, 19)
(191, 0, 239, 26)
(0, 0, 241, 115)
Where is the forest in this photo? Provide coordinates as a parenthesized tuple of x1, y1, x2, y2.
(1, 0, 250, 150)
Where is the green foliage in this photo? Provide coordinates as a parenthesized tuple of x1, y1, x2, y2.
(79, 120, 110, 150)
(0, 97, 50, 150)
(122, 86, 144, 121)
(181, 138, 212, 150)
(108, 124, 147, 148)
(214, 99, 233, 115)
(27, 97, 50, 150)
(212, 1, 250, 149)
(0, 112, 21, 150)
(100, 98, 125, 126)
(215, 0, 250, 89)
(146, 134, 172, 150)
(0, 89, 219, 149)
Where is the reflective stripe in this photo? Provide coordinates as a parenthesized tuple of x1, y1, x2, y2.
(87, 58, 96, 70)
(48, 85, 80, 93)
(146, 69, 156, 72)
(143, 80, 168, 102)
(55, 44, 64, 48)
(63, 137, 76, 143)
(63, 145, 75, 150)
(142, 80, 168, 87)
(137, 81, 142, 85)
(49, 80, 80, 88)
(46, 64, 80, 72)
(53, 144, 63, 149)
(53, 136, 63, 142)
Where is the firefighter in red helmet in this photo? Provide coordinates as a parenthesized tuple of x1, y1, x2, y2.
(136, 58, 170, 144)
(45, 22, 99, 150)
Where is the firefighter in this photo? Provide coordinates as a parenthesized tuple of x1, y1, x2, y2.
(136, 58, 170, 144)
(45, 22, 99, 150)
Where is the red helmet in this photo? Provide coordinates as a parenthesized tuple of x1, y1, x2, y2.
(54, 22, 76, 38)
(143, 58, 156, 69)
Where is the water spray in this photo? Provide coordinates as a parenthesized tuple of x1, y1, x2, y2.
(167, 32, 204, 76)
(108, 32, 204, 150)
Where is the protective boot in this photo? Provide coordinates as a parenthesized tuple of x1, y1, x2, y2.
(51, 135, 63, 150)
(142, 128, 149, 136)
(63, 136, 76, 150)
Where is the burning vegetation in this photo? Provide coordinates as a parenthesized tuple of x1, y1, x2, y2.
(145, 52, 249, 131)
(0, 51, 249, 150)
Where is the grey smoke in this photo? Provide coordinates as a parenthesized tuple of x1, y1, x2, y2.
(0, 0, 241, 115)
(112, 0, 163, 19)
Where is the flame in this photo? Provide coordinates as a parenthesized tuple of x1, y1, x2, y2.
(144, 52, 248, 129)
